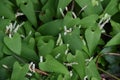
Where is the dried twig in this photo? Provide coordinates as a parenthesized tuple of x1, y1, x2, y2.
(35, 68, 49, 76)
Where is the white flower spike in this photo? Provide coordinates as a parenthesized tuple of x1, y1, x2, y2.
(29, 62, 36, 73)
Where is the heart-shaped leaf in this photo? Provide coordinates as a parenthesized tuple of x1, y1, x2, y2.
(67, 50, 86, 80)
(38, 20, 63, 36)
(86, 60, 101, 80)
(4, 33, 21, 55)
(85, 28, 101, 56)
(39, 0, 55, 23)
(11, 62, 29, 80)
(51, 44, 67, 62)
(0, 1, 15, 20)
(62, 27, 83, 53)
(39, 55, 69, 75)
(0, 56, 17, 80)
(37, 38, 54, 56)
(16, 0, 37, 27)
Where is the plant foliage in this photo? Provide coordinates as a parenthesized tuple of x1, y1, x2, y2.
(0, 0, 120, 80)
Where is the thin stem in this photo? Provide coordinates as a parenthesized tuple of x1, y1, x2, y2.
(96, 53, 120, 67)
(35, 68, 49, 76)
(104, 53, 120, 56)
(98, 67, 120, 80)
(77, 5, 87, 16)
(71, 0, 75, 11)
(12, 54, 26, 63)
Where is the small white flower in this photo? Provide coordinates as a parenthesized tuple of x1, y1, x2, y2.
(72, 12, 77, 18)
(2, 64, 8, 69)
(5, 21, 24, 38)
(85, 57, 93, 62)
(20, 34, 25, 38)
(85, 57, 93, 65)
(40, 56, 43, 62)
(59, 8, 65, 17)
(64, 62, 78, 66)
(13, 22, 24, 33)
(81, 38, 86, 46)
(70, 71, 73, 77)
(26, 72, 32, 77)
(55, 53, 61, 59)
(15, 12, 24, 18)
(65, 7, 68, 11)
(32, 64, 35, 73)
(1, 16, 5, 19)
(84, 76, 88, 80)
(28, 31, 32, 36)
(64, 26, 72, 35)
(65, 44, 69, 55)
(56, 33, 63, 46)
(78, 5, 87, 15)
(99, 13, 111, 29)
(29, 62, 36, 73)
(92, 0, 99, 6)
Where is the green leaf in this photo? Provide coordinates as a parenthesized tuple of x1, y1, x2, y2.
(11, 62, 29, 80)
(57, 0, 71, 17)
(110, 20, 120, 35)
(75, 0, 103, 15)
(0, 1, 15, 20)
(37, 37, 54, 56)
(67, 50, 86, 80)
(0, 19, 11, 31)
(0, 31, 5, 58)
(38, 20, 63, 36)
(0, 68, 9, 80)
(4, 33, 21, 55)
(103, 0, 119, 16)
(0, 56, 17, 68)
(40, 0, 47, 5)
(106, 32, 120, 46)
(31, 0, 41, 11)
(86, 60, 101, 80)
(21, 41, 39, 62)
(3, 45, 13, 55)
(85, 28, 101, 56)
(79, 14, 99, 28)
(51, 44, 67, 62)
(39, 0, 56, 22)
(63, 12, 80, 27)
(17, 0, 37, 27)
(39, 55, 69, 75)
(39, 9, 55, 23)
(23, 21, 35, 36)
(62, 27, 83, 53)
(0, 56, 16, 80)
(71, 70, 79, 80)
(57, 75, 64, 80)
(91, 77, 98, 80)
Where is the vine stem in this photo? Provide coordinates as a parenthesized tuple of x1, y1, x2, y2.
(98, 67, 120, 80)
